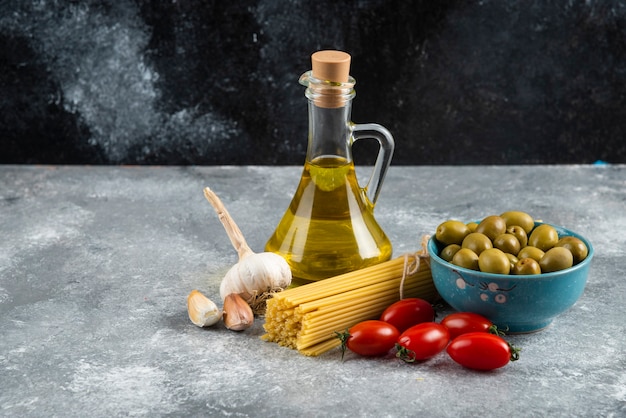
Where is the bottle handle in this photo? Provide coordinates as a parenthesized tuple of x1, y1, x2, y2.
(351, 123, 395, 205)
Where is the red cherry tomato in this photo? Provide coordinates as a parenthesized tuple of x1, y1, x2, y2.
(337, 320, 400, 359)
(447, 332, 520, 370)
(395, 322, 450, 362)
(380, 298, 435, 333)
(440, 312, 495, 339)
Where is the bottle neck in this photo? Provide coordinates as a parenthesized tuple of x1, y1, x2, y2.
(306, 100, 354, 163)
(300, 71, 356, 164)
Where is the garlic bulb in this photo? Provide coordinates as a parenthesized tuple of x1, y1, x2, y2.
(219, 252, 292, 302)
(203, 187, 292, 315)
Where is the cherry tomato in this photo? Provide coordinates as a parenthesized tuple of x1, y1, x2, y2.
(336, 320, 400, 359)
(447, 332, 520, 370)
(440, 312, 495, 339)
(380, 298, 435, 333)
(395, 322, 450, 362)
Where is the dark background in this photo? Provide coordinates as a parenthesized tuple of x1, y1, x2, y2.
(1, 0, 625, 165)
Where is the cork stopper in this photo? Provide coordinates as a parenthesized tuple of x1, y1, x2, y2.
(311, 50, 351, 83)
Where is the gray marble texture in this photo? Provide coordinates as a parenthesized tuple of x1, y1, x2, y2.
(1, 164, 625, 417)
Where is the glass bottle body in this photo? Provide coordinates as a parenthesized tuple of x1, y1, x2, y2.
(265, 71, 394, 284)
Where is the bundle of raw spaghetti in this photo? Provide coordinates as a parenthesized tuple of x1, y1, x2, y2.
(262, 251, 438, 356)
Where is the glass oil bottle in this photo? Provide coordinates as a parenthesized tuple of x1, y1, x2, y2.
(265, 50, 395, 285)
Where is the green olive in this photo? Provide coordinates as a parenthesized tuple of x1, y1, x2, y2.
(475, 215, 507, 241)
(478, 248, 510, 274)
(512, 257, 542, 275)
(436, 220, 471, 246)
(466, 222, 478, 233)
(461, 232, 493, 256)
(440, 244, 461, 262)
(556, 236, 588, 264)
(517, 246, 545, 263)
(539, 247, 574, 272)
(506, 225, 528, 248)
(500, 211, 535, 234)
(505, 253, 519, 270)
(493, 233, 521, 255)
(528, 224, 559, 251)
(451, 248, 479, 270)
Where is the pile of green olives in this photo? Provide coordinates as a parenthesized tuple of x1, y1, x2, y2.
(434, 211, 589, 275)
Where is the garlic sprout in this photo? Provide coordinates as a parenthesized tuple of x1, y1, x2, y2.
(203, 187, 292, 316)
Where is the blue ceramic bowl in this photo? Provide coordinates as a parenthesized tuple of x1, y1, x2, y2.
(428, 222, 594, 333)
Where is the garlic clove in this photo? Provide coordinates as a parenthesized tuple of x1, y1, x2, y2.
(187, 289, 222, 327)
(223, 293, 254, 331)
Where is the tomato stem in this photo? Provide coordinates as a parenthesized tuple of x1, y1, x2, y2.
(395, 343, 417, 363)
(488, 324, 508, 336)
(334, 329, 350, 361)
(508, 342, 521, 362)
(432, 302, 446, 320)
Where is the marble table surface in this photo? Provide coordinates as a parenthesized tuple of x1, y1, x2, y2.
(1, 164, 625, 417)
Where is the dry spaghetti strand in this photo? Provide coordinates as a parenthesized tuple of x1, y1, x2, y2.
(262, 241, 437, 356)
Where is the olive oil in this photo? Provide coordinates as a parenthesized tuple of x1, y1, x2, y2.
(265, 156, 392, 284)
(265, 50, 395, 285)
